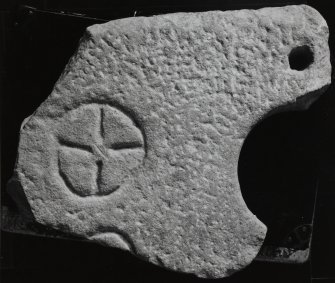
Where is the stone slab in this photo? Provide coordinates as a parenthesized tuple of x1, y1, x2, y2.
(8, 5, 331, 278)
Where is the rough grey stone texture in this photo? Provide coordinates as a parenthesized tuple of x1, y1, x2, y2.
(9, 5, 331, 278)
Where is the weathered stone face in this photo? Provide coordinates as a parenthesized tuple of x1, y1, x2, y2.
(9, 5, 331, 278)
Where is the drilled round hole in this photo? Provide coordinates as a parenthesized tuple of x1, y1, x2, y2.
(288, 45, 314, 71)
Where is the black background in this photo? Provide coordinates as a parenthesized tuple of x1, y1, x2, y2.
(1, 0, 334, 282)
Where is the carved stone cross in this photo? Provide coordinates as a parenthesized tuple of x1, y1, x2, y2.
(57, 104, 145, 196)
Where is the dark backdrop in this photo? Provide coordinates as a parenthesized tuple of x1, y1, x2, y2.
(1, 1, 334, 283)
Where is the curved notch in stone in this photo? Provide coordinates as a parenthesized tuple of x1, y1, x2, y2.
(9, 5, 331, 279)
(89, 231, 134, 252)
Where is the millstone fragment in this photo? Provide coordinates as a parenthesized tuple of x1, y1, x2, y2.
(9, 5, 331, 278)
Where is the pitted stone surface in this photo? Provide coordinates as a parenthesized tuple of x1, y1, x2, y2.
(10, 5, 331, 278)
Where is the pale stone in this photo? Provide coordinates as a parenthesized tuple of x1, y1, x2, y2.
(9, 5, 331, 278)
